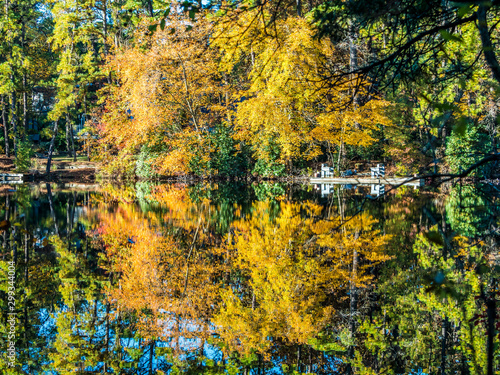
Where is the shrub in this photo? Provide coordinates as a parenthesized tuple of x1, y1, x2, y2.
(14, 140, 33, 172)
(251, 140, 285, 177)
(189, 124, 248, 176)
(135, 147, 159, 180)
(445, 124, 493, 177)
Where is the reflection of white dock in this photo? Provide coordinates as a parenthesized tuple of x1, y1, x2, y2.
(0, 173, 23, 184)
(310, 177, 424, 186)
(311, 177, 424, 198)
(314, 164, 424, 197)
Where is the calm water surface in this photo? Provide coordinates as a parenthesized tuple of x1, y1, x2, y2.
(0, 181, 499, 374)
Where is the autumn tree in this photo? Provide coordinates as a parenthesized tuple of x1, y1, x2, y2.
(214, 11, 392, 174)
(95, 14, 229, 176)
(0, 0, 55, 158)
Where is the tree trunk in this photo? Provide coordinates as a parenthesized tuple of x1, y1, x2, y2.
(337, 140, 345, 174)
(486, 291, 496, 375)
(22, 20, 28, 136)
(10, 90, 17, 156)
(103, 2, 109, 56)
(3, 195, 10, 260)
(46, 120, 58, 175)
(149, 340, 155, 375)
(23, 82, 27, 136)
(296, 345, 302, 373)
(296, 0, 302, 17)
(477, 4, 500, 84)
(349, 20, 360, 130)
(66, 113, 76, 161)
(65, 116, 71, 154)
(347, 232, 359, 375)
(46, 182, 59, 236)
(147, 0, 153, 17)
(2, 95, 9, 157)
(440, 316, 448, 375)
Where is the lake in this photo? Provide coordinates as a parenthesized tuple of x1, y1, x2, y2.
(0, 181, 498, 374)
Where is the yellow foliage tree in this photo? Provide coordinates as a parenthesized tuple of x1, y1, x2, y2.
(214, 12, 393, 167)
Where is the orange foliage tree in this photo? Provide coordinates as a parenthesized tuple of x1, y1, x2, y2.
(95, 15, 229, 176)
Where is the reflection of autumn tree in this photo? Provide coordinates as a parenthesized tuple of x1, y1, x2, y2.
(214, 201, 391, 356)
(47, 224, 175, 373)
(97, 190, 392, 365)
(446, 184, 492, 238)
(0, 193, 60, 373)
(151, 184, 212, 234)
(46, 236, 112, 373)
(99, 199, 227, 354)
(152, 183, 252, 237)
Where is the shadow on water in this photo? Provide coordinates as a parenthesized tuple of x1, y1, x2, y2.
(0, 181, 499, 374)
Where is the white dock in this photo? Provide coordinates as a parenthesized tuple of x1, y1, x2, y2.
(310, 177, 424, 186)
(0, 173, 24, 184)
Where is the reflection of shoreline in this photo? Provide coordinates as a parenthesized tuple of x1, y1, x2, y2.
(314, 182, 388, 197)
(0, 183, 101, 196)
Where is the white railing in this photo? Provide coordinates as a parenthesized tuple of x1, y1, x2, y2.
(370, 164, 385, 178)
(320, 163, 334, 177)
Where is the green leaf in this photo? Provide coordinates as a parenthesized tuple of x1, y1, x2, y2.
(163, 7, 171, 17)
(308, 334, 346, 352)
(424, 231, 444, 247)
(433, 101, 455, 113)
(148, 24, 158, 32)
(453, 116, 468, 137)
(457, 4, 473, 18)
(439, 30, 463, 43)
(160, 18, 166, 30)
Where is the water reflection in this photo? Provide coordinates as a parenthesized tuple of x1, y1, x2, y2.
(0, 181, 499, 374)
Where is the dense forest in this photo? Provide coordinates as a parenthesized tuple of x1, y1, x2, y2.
(2, 1, 500, 374)
(1, 0, 499, 178)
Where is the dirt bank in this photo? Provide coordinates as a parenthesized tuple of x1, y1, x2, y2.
(0, 156, 97, 183)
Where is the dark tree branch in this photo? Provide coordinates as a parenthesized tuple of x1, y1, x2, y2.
(477, 3, 500, 84)
(350, 14, 478, 77)
(383, 153, 500, 196)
